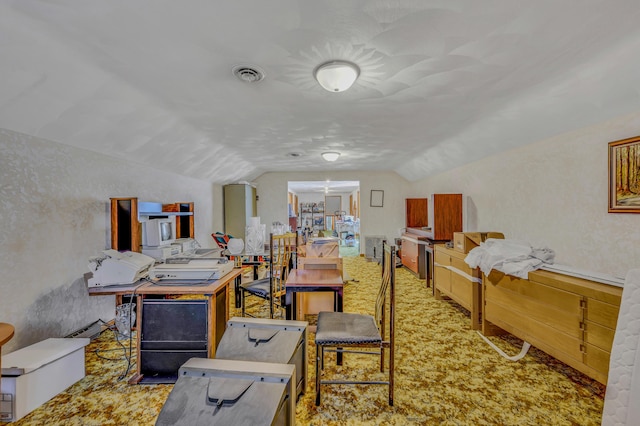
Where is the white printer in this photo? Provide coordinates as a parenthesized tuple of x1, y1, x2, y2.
(87, 250, 155, 287)
(149, 258, 234, 281)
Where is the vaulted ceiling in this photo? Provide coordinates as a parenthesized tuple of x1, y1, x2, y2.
(2, 1, 640, 184)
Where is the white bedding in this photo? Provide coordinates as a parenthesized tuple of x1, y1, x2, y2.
(464, 239, 555, 279)
(602, 269, 640, 426)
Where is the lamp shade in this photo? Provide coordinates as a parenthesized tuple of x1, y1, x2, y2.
(322, 152, 340, 162)
(314, 61, 360, 92)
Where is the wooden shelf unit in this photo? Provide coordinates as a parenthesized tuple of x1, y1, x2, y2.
(163, 202, 195, 239)
(110, 197, 194, 252)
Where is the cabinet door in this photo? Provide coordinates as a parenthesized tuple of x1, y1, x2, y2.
(406, 198, 428, 228)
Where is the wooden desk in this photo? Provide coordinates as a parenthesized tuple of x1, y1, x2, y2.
(88, 269, 242, 384)
(0, 323, 15, 393)
(285, 269, 343, 321)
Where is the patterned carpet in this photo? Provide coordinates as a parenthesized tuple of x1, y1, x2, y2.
(2, 254, 605, 425)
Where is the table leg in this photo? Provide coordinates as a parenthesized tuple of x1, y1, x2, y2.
(234, 275, 242, 308)
(335, 288, 343, 365)
(287, 290, 295, 320)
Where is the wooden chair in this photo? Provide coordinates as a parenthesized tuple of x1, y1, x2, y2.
(240, 233, 296, 319)
(314, 241, 396, 406)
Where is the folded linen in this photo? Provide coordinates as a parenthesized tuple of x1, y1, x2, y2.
(464, 239, 555, 279)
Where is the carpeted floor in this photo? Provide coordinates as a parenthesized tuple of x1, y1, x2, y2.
(2, 254, 605, 425)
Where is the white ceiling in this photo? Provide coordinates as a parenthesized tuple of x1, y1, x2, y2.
(2, 1, 640, 184)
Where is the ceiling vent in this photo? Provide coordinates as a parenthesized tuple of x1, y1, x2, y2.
(232, 65, 265, 83)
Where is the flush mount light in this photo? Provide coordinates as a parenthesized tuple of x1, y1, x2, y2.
(321, 152, 340, 162)
(314, 60, 360, 92)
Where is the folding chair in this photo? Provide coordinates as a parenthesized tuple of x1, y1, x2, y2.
(240, 233, 296, 318)
(314, 241, 396, 405)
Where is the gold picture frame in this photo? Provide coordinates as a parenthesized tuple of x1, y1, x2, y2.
(608, 135, 640, 213)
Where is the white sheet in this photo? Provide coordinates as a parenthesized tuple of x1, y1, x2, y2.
(602, 269, 640, 426)
(464, 239, 555, 279)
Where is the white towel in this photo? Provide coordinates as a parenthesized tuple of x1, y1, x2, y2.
(602, 269, 640, 426)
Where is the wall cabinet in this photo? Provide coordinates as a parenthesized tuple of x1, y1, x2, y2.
(482, 269, 622, 384)
(433, 245, 481, 330)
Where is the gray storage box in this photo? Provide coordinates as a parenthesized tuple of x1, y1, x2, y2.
(156, 358, 295, 426)
(215, 317, 308, 397)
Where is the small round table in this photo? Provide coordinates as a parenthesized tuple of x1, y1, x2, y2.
(0, 323, 16, 387)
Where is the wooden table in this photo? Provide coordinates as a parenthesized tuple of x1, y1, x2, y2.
(285, 269, 344, 321)
(0, 323, 15, 391)
(88, 269, 242, 384)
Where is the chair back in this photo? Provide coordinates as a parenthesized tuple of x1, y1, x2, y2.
(375, 242, 396, 339)
(271, 232, 296, 280)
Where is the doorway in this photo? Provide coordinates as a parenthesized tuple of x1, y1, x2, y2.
(287, 181, 360, 256)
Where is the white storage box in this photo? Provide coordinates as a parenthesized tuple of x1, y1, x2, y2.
(1, 338, 90, 422)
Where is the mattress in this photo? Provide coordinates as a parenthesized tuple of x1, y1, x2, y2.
(601, 269, 640, 426)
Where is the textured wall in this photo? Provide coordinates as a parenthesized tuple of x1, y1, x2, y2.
(411, 112, 640, 278)
(0, 129, 216, 353)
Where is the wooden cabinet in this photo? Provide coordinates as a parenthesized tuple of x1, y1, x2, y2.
(426, 193, 463, 241)
(406, 198, 428, 228)
(224, 184, 257, 239)
(482, 269, 622, 384)
(433, 246, 482, 329)
(400, 233, 426, 278)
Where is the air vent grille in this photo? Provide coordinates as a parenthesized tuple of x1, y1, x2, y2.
(232, 65, 265, 83)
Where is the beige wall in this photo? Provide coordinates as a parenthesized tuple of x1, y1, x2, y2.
(411, 111, 640, 278)
(0, 129, 217, 352)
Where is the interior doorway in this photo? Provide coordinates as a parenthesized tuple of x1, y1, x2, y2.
(287, 181, 360, 256)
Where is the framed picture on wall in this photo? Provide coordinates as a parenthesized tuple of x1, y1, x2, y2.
(370, 190, 384, 207)
(609, 135, 640, 213)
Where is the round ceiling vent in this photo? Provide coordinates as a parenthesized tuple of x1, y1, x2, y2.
(232, 65, 265, 83)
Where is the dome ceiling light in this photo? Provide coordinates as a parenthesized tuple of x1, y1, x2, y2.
(314, 60, 360, 92)
(321, 152, 341, 162)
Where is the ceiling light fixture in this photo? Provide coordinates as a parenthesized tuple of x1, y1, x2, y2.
(322, 152, 340, 162)
(314, 60, 360, 92)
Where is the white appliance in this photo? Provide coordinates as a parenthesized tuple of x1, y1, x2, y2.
(0, 338, 90, 422)
(172, 238, 197, 253)
(149, 259, 234, 281)
(87, 250, 155, 287)
(142, 245, 181, 261)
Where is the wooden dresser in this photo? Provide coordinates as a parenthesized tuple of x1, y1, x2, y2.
(433, 245, 482, 329)
(400, 232, 427, 278)
(482, 269, 622, 384)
